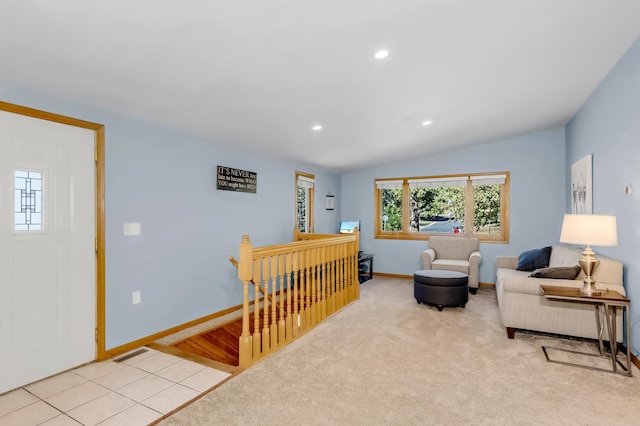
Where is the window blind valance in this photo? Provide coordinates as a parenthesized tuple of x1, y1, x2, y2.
(297, 175, 315, 188)
(408, 177, 468, 188)
(375, 179, 403, 189)
(471, 174, 506, 186)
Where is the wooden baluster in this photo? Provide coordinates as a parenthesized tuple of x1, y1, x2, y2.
(356, 249, 360, 294)
(335, 244, 341, 311)
(270, 256, 278, 349)
(317, 247, 326, 322)
(299, 248, 307, 331)
(338, 244, 348, 309)
(316, 247, 323, 321)
(262, 257, 270, 355)
(344, 243, 351, 302)
(320, 245, 327, 320)
(278, 254, 286, 344)
(292, 251, 300, 337)
(347, 241, 352, 301)
(324, 245, 330, 317)
(238, 235, 253, 369)
(285, 252, 293, 340)
(333, 244, 339, 313)
(349, 243, 355, 300)
(310, 247, 317, 326)
(328, 244, 336, 315)
(316, 248, 322, 321)
(352, 240, 359, 300)
(252, 258, 261, 360)
(316, 246, 322, 321)
(304, 248, 312, 329)
(345, 244, 349, 308)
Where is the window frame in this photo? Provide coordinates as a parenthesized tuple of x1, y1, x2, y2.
(295, 171, 315, 233)
(374, 172, 510, 243)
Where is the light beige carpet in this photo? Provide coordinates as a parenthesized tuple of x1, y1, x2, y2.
(160, 277, 640, 425)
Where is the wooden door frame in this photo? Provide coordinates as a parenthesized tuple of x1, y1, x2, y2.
(0, 100, 107, 360)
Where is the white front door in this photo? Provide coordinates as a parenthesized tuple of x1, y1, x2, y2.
(0, 109, 96, 393)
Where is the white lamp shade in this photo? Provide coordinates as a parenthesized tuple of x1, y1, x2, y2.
(559, 214, 618, 246)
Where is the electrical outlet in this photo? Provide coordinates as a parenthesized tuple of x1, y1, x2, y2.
(132, 291, 141, 305)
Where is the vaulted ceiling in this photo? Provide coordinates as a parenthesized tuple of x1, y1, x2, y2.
(1, 1, 639, 173)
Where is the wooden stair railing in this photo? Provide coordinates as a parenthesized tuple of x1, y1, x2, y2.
(235, 230, 359, 369)
(229, 255, 284, 318)
(229, 255, 275, 302)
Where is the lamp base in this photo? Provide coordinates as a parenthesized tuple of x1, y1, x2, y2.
(579, 281, 602, 297)
(578, 245, 602, 296)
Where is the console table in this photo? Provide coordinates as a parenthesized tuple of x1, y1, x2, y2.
(358, 253, 374, 283)
(540, 285, 632, 376)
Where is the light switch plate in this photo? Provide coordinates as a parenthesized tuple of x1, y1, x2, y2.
(124, 222, 141, 236)
(132, 291, 141, 304)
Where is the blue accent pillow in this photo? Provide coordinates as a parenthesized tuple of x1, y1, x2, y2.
(516, 246, 552, 271)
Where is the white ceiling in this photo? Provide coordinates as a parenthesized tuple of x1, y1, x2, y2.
(1, 1, 639, 173)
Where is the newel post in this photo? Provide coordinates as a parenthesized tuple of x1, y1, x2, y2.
(238, 235, 253, 369)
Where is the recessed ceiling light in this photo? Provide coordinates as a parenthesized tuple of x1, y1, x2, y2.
(312, 125, 322, 131)
(422, 120, 433, 126)
(374, 49, 389, 60)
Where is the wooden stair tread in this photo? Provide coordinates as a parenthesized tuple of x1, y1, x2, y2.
(171, 313, 258, 367)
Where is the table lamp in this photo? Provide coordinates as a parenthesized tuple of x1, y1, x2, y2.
(559, 214, 617, 296)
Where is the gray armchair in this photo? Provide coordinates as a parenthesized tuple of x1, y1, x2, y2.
(420, 236, 482, 293)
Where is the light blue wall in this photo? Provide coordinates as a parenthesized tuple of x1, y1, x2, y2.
(4, 33, 636, 354)
(340, 128, 566, 284)
(0, 85, 341, 349)
(566, 37, 640, 357)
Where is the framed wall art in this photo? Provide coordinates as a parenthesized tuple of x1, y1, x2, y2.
(326, 192, 334, 210)
(571, 154, 592, 214)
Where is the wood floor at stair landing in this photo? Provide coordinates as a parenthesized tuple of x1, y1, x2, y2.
(171, 314, 248, 367)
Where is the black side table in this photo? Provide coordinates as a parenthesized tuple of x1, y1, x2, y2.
(358, 253, 374, 283)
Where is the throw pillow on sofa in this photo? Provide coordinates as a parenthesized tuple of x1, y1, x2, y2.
(548, 245, 582, 267)
(516, 246, 552, 271)
(529, 265, 581, 279)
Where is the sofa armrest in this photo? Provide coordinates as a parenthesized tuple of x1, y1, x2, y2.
(469, 250, 482, 265)
(468, 250, 482, 289)
(421, 248, 436, 269)
(496, 256, 518, 270)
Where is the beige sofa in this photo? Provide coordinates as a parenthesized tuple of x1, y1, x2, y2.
(421, 236, 482, 293)
(495, 244, 625, 341)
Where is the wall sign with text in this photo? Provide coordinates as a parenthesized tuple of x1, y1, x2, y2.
(216, 166, 257, 194)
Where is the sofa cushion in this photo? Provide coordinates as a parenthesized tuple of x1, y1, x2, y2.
(549, 245, 582, 267)
(432, 259, 470, 275)
(529, 265, 581, 280)
(496, 268, 547, 295)
(593, 257, 624, 287)
(428, 236, 479, 260)
(516, 246, 551, 271)
(433, 259, 470, 268)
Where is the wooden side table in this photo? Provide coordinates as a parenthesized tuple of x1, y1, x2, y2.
(540, 285, 632, 376)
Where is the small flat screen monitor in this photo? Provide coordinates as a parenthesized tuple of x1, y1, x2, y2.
(339, 220, 360, 234)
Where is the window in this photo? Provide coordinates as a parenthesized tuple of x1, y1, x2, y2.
(296, 171, 314, 233)
(14, 170, 44, 231)
(374, 172, 509, 242)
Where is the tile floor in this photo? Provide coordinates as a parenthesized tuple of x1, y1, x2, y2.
(0, 347, 231, 426)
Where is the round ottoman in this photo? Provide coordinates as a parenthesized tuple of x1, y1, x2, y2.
(414, 270, 468, 311)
